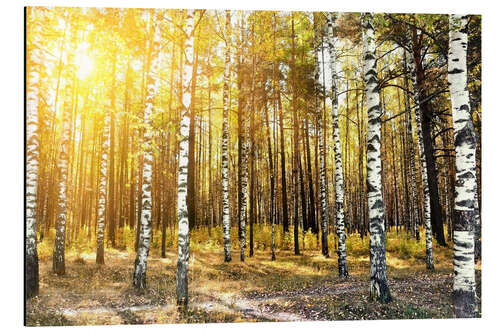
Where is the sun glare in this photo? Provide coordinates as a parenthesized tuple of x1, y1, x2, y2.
(76, 42, 94, 80)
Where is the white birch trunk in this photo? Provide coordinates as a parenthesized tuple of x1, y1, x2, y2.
(96, 109, 110, 264)
(222, 10, 232, 262)
(448, 14, 477, 318)
(53, 23, 76, 276)
(238, 13, 249, 262)
(314, 14, 329, 258)
(362, 13, 391, 303)
(133, 10, 161, 289)
(405, 41, 434, 269)
(176, 9, 195, 307)
(326, 13, 348, 277)
(26, 6, 42, 297)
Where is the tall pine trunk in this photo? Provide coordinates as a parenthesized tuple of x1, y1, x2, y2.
(291, 13, 300, 255)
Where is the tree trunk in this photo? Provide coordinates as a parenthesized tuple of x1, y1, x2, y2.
(411, 27, 446, 246)
(187, 29, 199, 231)
(96, 98, 110, 264)
(237, 13, 249, 261)
(407, 31, 435, 269)
(222, 10, 232, 262)
(362, 13, 391, 303)
(291, 13, 300, 255)
(313, 14, 329, 257)
(249, 22, 256, 257)
(326, 13, 348, 276)
(26, 6, 42, 298)
(53, 22, 76, 276)
(448, 14, 477, 318)
(176, 8, 195, 308)
(133, 11, 160, 289)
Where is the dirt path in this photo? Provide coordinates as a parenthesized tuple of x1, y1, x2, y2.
(26, 248, 480, 325)
(59, 293, 308, 323)
(57, 280, 370, 323)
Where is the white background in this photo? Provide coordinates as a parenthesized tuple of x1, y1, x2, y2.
(2, 0, 499, 331)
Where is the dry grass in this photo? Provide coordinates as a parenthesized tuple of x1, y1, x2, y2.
(26, 227, 481, 326)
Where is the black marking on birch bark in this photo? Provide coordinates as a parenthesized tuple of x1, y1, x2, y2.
(448, 68, 465, 74)
(455, 127, 476, 147)
(453, 210, 475, 231)
(366, 76, 378, 86)
(453, 289, 476, 318)
(371, 200, 384, 210)
(364, 53, 376, 61)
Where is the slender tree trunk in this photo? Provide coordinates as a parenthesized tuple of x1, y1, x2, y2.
(448, 14, 477, 318)
(222, 10, 232, 262)
(406, 33, 434, 269)
(107, 57, 117, 248)
(176, 8, 195, 308)
(362, 13, 391, 303)
(237, 13, 249, 261)
(96, 99, 110, 264)
(273, 16, 289, 235)
(249, 22, 256, 257)
(411, 27, 446, 246)
(133, 11, 160, 289)
(26, 7, 42, 298)
(291, 13, 300, 255)
(313, 14, 329, 257)
(53, 23, 76, 276)
(187, 28, 199, 231)
(326, 13, 348, 276)
(304, 119, 316, 235)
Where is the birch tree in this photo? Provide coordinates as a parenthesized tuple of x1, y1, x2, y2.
(133, 10, 161, 289)
(177, 8, 195, 307)
(237, 12, 249, 262)
(362, 12, 391, 303)
(326, 12, 348, 277)
(26, 6, 42, 297)
(96, 104, 110, 264)
(53, 22, 76, 275)
(290, 13, 301, 255)
(448, 14, 477, 318)
(222, 10, 232, 262)
(313, 13, 329, 258)
(406, 30, 434, 270)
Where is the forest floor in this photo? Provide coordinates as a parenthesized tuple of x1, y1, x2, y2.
(26, 233, 482, 326)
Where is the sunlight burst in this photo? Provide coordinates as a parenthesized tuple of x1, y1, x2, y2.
(76, 42, 94, 80)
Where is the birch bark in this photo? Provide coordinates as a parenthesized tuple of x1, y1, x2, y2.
(53, 22, 76, 276)
(362, 12, 391, 303)
(313, 13, 329, 257)
(326, 12, 348, 277)
(448, 14, 477, 318)
(406, 31, 434, 270)
(133, 10, 161, 289)
(96, 103, 110, 264)
(26, 6, 42, 297)
(176, 8, 195, 307)
(222, 10, 232, 262)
